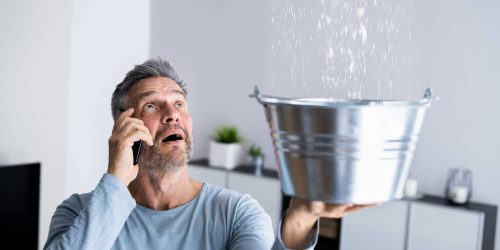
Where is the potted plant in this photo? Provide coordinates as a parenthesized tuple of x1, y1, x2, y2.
(209, 125, 243, 169)
(248, 144, 264, 176)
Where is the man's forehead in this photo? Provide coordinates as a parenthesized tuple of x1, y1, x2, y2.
(129, 77, 186, 98)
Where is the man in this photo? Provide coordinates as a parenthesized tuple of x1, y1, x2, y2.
(44, 59, 371, 249)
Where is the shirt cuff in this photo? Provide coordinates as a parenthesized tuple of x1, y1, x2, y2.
(93, 173, 136, 210)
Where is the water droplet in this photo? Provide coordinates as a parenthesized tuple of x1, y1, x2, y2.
(357, 7, 365, 17)
(359, 23, 367, 44)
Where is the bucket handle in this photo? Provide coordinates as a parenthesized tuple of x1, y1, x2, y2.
(422, 88, 439, 103)
(249, 85, 297, 104)
(249, 86, 265, 105)
(249, 86, 273, 122)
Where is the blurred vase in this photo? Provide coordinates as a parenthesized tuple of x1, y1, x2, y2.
(250, 155, 264, 176)
(445, 168, 472, 204)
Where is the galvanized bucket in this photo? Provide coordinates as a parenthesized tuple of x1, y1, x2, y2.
(251, 87, 436, 204)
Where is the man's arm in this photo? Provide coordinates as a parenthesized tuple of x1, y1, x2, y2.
(45, 108, 153, 249)
(227, 193, 374, 250)
(271, 210, 320, 250)
(280, 198, 376, 249)
(44, 174, 136, 249)
(227, 194, 319, 250)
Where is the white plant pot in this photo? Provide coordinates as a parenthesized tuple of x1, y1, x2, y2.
(209, 141, 243, 169)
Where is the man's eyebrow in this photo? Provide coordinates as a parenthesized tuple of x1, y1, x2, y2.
(136, 91, 158, 103)
(172, 89, 187, 99)
(135, 89, 187, 103)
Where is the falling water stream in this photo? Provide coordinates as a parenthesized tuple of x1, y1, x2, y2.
(270, 0, 414, 100)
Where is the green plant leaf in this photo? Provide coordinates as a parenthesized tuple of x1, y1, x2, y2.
(214, 125, 242, 143)
(248, 144, 262, 157)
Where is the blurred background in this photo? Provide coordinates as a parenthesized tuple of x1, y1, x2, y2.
(0, 0, 499, 249)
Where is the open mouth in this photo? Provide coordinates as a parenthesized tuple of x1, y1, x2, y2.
(162, 133, 184, 143)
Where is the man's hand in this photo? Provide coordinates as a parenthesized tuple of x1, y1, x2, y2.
(107, 108, 154, 186)
(281, 198, 376, 249)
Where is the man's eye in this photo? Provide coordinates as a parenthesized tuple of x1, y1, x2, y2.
(143, 103, 156, 111)
(175, 102, 185, 108)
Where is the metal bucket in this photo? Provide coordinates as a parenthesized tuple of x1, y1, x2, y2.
(251, 87, 436, 204)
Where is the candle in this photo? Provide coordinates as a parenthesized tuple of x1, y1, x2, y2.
(452, 186, 469, 204)
(404, 179, 418, 198)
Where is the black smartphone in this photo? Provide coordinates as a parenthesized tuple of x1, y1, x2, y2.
(132, 140, 143, 165)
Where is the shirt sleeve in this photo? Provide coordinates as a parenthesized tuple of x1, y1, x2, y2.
(43, 173, 136, 250)
(229, 194, 275, 250)
(228, 194, 319, 250)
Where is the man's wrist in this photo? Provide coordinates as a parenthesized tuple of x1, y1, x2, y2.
(286, 206, 318, 228)
(287, 198, 320, 226)
(281, 207, 319, 249)
(107, 170, 130, 187)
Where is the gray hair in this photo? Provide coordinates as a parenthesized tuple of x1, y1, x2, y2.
(111, 58, 187, 121)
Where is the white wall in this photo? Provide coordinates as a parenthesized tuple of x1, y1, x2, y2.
(0, 1, 150, 248)
(151, 0, 500, 248)
(66, 0, 151, 195)
(151, 0, 274, 166)
(409, 0, 500, 247)
(0, 1, 71, 247)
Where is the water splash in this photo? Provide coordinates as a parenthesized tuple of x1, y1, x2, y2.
(270, 0, 414, 100)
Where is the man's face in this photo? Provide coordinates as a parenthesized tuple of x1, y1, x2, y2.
(127, 77, 193, 175)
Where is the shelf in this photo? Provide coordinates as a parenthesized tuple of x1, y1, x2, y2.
(189, 159, 279, 179)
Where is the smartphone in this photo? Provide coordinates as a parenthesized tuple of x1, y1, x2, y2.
(132, 140, 143, 165)
(120, 107, 143, 165)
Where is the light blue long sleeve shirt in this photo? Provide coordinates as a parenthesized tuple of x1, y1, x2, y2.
(44, 174, 318, 249)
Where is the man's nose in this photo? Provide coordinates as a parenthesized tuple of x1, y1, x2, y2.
(161, 105, 180, 124)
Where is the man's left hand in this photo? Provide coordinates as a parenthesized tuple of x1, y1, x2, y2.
(281, 198, 377, 249)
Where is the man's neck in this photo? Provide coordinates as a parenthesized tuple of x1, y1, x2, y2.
(128, 166, 202, 210)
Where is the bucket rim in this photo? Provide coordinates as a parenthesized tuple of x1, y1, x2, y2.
(250, 86, 437, 108)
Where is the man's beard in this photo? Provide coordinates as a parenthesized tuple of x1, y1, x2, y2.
(138, 127, 193, 178)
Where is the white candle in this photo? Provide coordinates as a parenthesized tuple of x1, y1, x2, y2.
(452, 186, 469, 204)
(404, 179, 418, 198)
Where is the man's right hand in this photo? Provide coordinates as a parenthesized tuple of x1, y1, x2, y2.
(107, 108, 154, 186)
